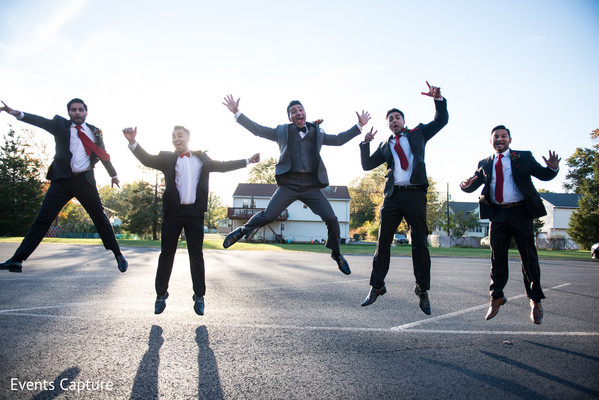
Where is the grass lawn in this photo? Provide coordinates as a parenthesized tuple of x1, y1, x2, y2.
(0, 234, 594, 261)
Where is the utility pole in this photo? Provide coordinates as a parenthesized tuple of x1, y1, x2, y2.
(446, 182, 450, 236)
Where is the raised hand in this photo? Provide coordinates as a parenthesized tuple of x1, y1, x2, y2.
(363, 127, 377, 143)
(222, 94, 240, 114)
(249, 153, 260, 163)
(542, 150, 561, 170)
(356, 110, 371, 126)
(122, 127, 137, 145)
(420, 81, 442, 99)
(0, 100, 19, 116)
(460, 175, 478, 189)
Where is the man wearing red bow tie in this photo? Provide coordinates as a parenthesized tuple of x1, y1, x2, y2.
(123, 126, 259, 316)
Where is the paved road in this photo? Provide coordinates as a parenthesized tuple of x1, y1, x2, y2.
(0, 242, 598, 399)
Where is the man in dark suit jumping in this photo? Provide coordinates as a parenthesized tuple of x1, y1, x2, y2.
(359, 82, 448, 315)
(460, 125, 560, 324)
(0, 98, 127, 273)
(221, 94, 370, 275)
(123, 126, 259, 315)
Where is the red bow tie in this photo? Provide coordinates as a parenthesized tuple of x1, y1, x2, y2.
(178, 151, 191, 158)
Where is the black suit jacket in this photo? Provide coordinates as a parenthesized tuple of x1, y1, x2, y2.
(21, 113, 117, 185)
(461, 150, 558, 219)
(236, 113, 361, 188)
(131, 144, 247, 217)
(360, 99, 449, 198)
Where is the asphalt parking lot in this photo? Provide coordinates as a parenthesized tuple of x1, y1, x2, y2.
(0, 242, 598, 399)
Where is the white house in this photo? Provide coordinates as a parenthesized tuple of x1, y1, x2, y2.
(220, 183, 351, 244)
(538, 192, 582, 239)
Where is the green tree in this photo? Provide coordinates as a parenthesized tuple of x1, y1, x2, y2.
(567, 129, 599, 249)
(0, 127, 46, 236)
(440, 209, 480, 237)
(348, 165, 385, 229)
(56, 200, 95, 234)
(118, 180, 163, 239)
(248, 157, 277, 184)
(206, 192, 227, 229)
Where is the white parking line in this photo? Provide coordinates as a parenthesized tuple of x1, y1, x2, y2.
(1, 282, 596, 337)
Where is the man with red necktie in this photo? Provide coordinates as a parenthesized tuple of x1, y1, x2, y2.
(359, 82, 448, 315)
(123, 126, 259, 316)
(460, 125, 560, 324)
(0, 98, 128, 273)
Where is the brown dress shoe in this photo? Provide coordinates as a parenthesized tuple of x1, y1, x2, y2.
(485, 296, 507, 320)
(530, 300, 543, 324)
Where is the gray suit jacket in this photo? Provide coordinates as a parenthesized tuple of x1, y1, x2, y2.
(237, 113, 361, 187)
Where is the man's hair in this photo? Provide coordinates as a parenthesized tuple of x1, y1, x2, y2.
(173, 125, 191, 136)
(67, 98, 87, 111)
(287, 100, 303, 116)
(386, 108, 404, 120)
(491, 125, 511, 137)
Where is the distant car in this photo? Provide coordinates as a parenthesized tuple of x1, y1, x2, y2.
(394, 234, 409, 245)
(592, 243, 599, 259)
(480, 236, 490, 247)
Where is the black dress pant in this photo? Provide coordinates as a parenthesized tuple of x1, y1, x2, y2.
(156, 206, 206, 297)
(12, 174, 120, 262)
(489, 205, 545, 301)
(370, 186, 430, 290)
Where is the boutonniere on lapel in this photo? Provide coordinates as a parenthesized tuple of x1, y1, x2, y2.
(93, 128, 103, 140)
(313, 119, 323, 126)
(510, 151, 520, 161)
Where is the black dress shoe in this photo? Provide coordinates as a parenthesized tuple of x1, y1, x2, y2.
(0, 258, 22, 273)
(154, 292, 169, 314)
(361, 286, 386, 306)
(414, 286, 431, 315)
(115, 254, 128, 273)
(223, 227, 246, 249)
(331, 252, 351, 275)
(193, 294, 205, 316)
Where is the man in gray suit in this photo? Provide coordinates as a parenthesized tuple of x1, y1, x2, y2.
(222, 94, 371, 274)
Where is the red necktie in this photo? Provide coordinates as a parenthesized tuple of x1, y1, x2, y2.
(76, 125, 110, 161)
(394, 135, 409, 170)
(495, 154, 504, 204)
(178, 151, 191, 158)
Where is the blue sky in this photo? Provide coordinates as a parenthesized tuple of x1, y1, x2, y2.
(1, 0, 598, 204)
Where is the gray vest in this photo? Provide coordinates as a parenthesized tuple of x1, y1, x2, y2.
(287, 126, 318, 173)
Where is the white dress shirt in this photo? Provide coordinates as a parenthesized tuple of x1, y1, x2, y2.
(175, 152, 203, 205)
(490, 149, 524, 204)
(69, 123, 97, 173)
(391, 134, 415, 186)
(129, 142, 203, 205)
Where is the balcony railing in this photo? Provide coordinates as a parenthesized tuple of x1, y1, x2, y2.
(227, 207, 288, 220)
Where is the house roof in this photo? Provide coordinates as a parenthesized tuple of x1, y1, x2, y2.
(232, 183, 350, 200)
(539, 192, 582, 208)
(448, 201, 479, 214)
